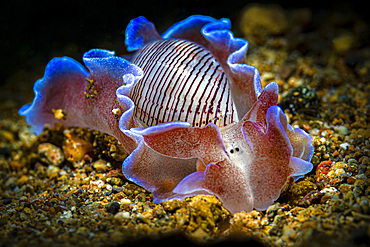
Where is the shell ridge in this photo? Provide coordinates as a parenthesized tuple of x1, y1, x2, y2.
(198, 62, 222, 126)
(165, 43, 205, 123)
(193, 63, 219, 127)
(184, 55, 214, 124)
(130, 41, 160, 119)
(149, 41, 194, 126)
(143, 41, 183, 126)
(211, 72, 228, 125)
(133, 40, 176, 124)
(133, 40, 200, 126)
(136, 40, 189, 124)
(136, 41, 176, 124)
(166, 47, 204, 122)
(132, 38, 237, 128)
(175, 49, 211, 122)
(153, 41, 195, 125)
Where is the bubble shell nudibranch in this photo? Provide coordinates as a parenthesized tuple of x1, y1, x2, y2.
(19, 15, 314, 213)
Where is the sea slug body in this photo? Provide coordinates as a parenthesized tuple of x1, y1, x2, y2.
(19, 15, 314, 213)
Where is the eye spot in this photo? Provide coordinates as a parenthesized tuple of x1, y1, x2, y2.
(235, 147, 239, 152)
(230, 149, 234, 154)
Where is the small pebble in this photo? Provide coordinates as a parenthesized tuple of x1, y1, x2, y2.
(336, 126, 349, 135)
(93, 159, 109, 171)
(340, 143, 350, 149)
(60, 211, 72, 219)
(106, 201, 120, 214)
(37, 143, 65, 166)
(63, 134, 93, 162)
(46, 165, 60, 179)
(114, 211, 130, 221)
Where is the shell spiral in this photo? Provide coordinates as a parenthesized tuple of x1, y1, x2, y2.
(129, 38, 238, 127)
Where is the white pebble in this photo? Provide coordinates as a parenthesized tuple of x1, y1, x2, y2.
(120, 198, 131, 204)
(60, 210, 72, 219)
(106, 184, 112, 191)
(320, 187, 337, 194)
(114, 211, 130, 221)
(340, 143, 350, 149)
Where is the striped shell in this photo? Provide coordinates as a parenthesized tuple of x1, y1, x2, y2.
(130, 39, 238, 128)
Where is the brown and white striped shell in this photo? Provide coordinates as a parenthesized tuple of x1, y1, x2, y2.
(130, 39, 237, 128)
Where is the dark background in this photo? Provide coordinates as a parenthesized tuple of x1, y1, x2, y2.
(0, 0, 367, 92)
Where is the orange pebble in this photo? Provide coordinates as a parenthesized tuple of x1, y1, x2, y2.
(63, 135, 93, 162)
